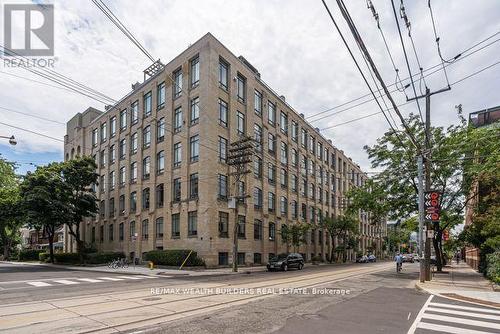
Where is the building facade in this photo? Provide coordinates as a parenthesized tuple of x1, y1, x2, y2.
(64, 33, 385, 267)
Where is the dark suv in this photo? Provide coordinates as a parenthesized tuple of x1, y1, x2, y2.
(267, 253, 304, 271)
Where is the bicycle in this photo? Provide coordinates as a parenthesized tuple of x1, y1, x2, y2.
(107, 258, 129, 269)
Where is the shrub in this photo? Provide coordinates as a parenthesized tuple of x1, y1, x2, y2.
(143, 249, 205, 267)
(53, 252, 81, 264)
(311, 255, 322, 263)
(39, 252, 49, 262)
(18, 249, 44, 261)
(486, 251, 500, 284)
(86, 252, 125, 264)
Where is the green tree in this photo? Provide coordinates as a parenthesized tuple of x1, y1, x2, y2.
(0, 158, 23, 259)
(280, 222, 310, 253)
(321, 214, 359, 263)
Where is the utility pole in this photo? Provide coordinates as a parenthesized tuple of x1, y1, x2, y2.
(227, 136, 254, 272)
(417, 155, 425, 283)
(409, 86, 450, 281)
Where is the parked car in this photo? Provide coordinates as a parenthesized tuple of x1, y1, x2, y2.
(403, 254, 414, 263)
(413, 254, 420, 262)
(368, 254, 376, 262)
(267, 253, 304, 271)
(356, 255, 369, 263)
(430, 255, 437, 265)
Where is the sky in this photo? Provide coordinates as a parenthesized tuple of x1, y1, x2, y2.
(0, 0, 499, 175)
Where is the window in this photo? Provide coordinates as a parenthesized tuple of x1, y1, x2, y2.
(119, 195, 125, 215)
(238, 215, 246, 239)
(109, 171, 115, 190)
(254, 253, 262, 264)
(142, 188, 150, 209)
(254, 219, 262, 240)
(190, 97, 199, 125)
(254, 124, 262, 152)
(317, 142, 323, 159)
(237, 74, 246, 102)
(280, 168, 288, 188)
(280, 142, 288, 164)
(291, 174, 298, 192)
(218, 252, 229, 266)
(237, 111, 245, 135)
(120, 109, 127, 130)
(157, 117, 165, 142)
(173, 68, 182, 98)
(142, 219, 149, 240)
(130, 161, 137, 182)
(119, 139, 126, 159)
(144, 91, 152, 117)
(291, 148, 298, 167)
(92, 128, 98, 146)
(143, 126, 151, 148)
(254, 90, 262, 115)
(131, 101, 139, 124)
(109, 145, 116, 164)
(190, 135, 199, 162)
(156, 151, 165, 174)
(269, 222, 276, 241)
(254, 156, 263, 178)
(129, 221, 136, 240)
(218, 174, 227, 199)
(171, 214, 180, 238)
(309, 135, 315, 154)
(238, 252, 245, 265)
(268, 133, 276, 153)
(119, 223, 124, 241)
(174, 107, 182, 132)
(218, 99, 228, 127)
(268, 192, 275, 213)
(190, 56, 199, 87)
(291, 200, 298, 219)
(301, 128, 307, 148)
(190, 173, 199, 199)
(100, 150, 106, 168)
(156, 217, 164, 238)
(109, 224, 114, 241)
(157, 82, 165, 109)
(110, 116, 116, 137)
(280, 196, 288, 216)
(253, 187, 263, 209)
(100, 225, 104, 242)
(280, 112, 288, 134)
(99, 200, 105, 217)
(218, 136, 227, 163)
(142, 156, 151, 179)
(268, 101, 276, 126)
(267, 163, 276, 184)
(131, 132, 138, 154)
(173, 142, 181, 168)
(218, 212, 229, 238)
(100, 122, 107, 142)
(219, 59, 228, 90)
(291, 121, 298, 142)
(188, 211, 197, 236)
(130, 191, 137, 212)
(156, 183, 164, 208)
(173, 178, 181, 202)
(109, 198, 115, 218)
(119, 166, 126, 186)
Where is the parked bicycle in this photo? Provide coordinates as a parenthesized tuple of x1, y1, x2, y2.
(107, 258, 129, 269)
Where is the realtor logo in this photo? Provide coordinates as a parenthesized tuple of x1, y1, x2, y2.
(3, 4, 54, 56)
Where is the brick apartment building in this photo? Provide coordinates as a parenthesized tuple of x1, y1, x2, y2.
(64, 33, 385, 267)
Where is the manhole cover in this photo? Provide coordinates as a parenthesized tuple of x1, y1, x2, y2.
(142, 297, 162, 301)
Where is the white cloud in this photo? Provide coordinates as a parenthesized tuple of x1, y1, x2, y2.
(0, 0, 499, 172)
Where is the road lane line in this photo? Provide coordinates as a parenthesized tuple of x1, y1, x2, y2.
(76, 278, 104, 283)
(97, 277, 124, 281)
(426, 307, 500, 320)
(417, 321, 496, 334)
(407, 294, 433, 334)
(430, 302, 500, 314)
(27, 282, 52, 287)
(53, 280, 80, 285)
(116, 276, 144, 280)
(421, 313, 500, 330)
(134, 275, 158, 279)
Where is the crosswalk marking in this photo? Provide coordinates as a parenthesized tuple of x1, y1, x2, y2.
(98, 277, 124, 281)
(416, 322, 497, 334)
(134, 275, 159, 279)
(116, 275, 144, 280)
(429, 302, 500, 315)
(421, 313, 500, 330)
(53, 280, 80, 285)
(426, 307, 500, 320)
(27, 281, 52, 287)
(76, 278, 104, 283)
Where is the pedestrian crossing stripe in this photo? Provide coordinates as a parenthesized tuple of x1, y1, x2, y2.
(408, 295, 500, 334)
(26, 275, 158, 287)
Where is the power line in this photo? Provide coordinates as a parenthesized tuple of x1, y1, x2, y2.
(0, 121, 64, 142)
(319, 0, 410, 150)
(90, 0, 155, 63)
(0, 106, 66, 125)
(307, 32, 500, 121)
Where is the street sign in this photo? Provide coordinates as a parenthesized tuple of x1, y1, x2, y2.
(424, 191, 441, 222)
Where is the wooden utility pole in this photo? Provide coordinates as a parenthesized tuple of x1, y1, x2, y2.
(227, 136, 254, 272)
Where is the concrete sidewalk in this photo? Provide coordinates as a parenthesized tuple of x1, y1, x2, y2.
(416, 262, 500, 307)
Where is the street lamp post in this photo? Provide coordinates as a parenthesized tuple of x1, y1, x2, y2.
(0, 135, 17, 145)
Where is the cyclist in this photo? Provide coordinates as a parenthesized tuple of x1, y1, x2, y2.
(394, 253, 403, 273)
